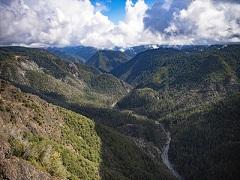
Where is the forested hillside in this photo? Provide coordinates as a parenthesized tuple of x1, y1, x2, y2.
(115, 45, 240, 180)
(87, 50, 131, 73)
(0, 47, 130, 107)
(169, 93, 240, 180)
(0, 79, 174, 180)
(114, 45, 240, 89)
(1, 0, 240, 179)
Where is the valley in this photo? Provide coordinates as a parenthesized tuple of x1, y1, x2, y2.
(1, 45, 240, 180)
(1, 0, 240, 179)
(160, 124, 181, 180)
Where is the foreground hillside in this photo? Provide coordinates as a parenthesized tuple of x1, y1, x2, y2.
(0, 79, 174, 180)
(0, 47, 130, 107)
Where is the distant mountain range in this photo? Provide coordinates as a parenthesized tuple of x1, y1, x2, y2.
(114, 45, 240, 88)
(86, 50, 131, 73)
(47, 46, 97, 63)
(47, 44, 162, 64)
(114, 44, 161, 57)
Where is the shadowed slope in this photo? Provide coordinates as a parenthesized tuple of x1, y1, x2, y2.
(0, 79, 175, 179)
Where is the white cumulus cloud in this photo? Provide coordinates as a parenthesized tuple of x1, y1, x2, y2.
(145, 0, 240, 45)
(0, 0, 114, 47)
(0, 0, 239, 48)
(0, 0, 161, 48)
(166, 0, 240, 44)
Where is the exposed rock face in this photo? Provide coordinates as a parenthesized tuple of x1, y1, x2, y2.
(0, 140, 54, 180)
(1, 157, 54, 180)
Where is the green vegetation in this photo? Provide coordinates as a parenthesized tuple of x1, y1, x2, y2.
(169, 93, 240, 180)
(87, 50, 131, 72)
(73, 104, 165, 146)
(90, 73, 129, 94)
(115, 45, 240, 179)
(114, 45, 240, 89)
(117, 87, 229, 122)
(0, 79, 173, 180)
(1, 45, 240, 180)
(0, 46, 130, 107)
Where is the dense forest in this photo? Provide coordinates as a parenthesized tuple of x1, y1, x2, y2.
(114, 45, 240, 180)
(87, 50, 131, 73)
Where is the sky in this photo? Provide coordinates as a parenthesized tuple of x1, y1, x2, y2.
(90, 0, 155, 23)
(0, 0, 240, 48)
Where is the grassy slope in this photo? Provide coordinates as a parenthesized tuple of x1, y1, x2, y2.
(0, 79, 174, 180)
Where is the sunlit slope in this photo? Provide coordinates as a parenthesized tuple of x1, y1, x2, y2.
(114, 45, 240, 89)
(0, 46, 130, 107)
(0, 79, 174, 180)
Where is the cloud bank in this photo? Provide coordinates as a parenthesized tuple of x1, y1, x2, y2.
(0, 0, 239, 48)
(145, 0, 240, 44)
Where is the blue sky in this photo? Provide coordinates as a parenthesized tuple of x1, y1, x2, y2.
(90, 0, 156, 23)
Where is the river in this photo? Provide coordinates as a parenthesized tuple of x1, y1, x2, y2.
(160, 123, 182, 180)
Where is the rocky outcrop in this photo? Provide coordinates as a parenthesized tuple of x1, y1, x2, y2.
(0, 140, 55, 180)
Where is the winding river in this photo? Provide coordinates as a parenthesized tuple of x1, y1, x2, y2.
(160, 123, 182, 180)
